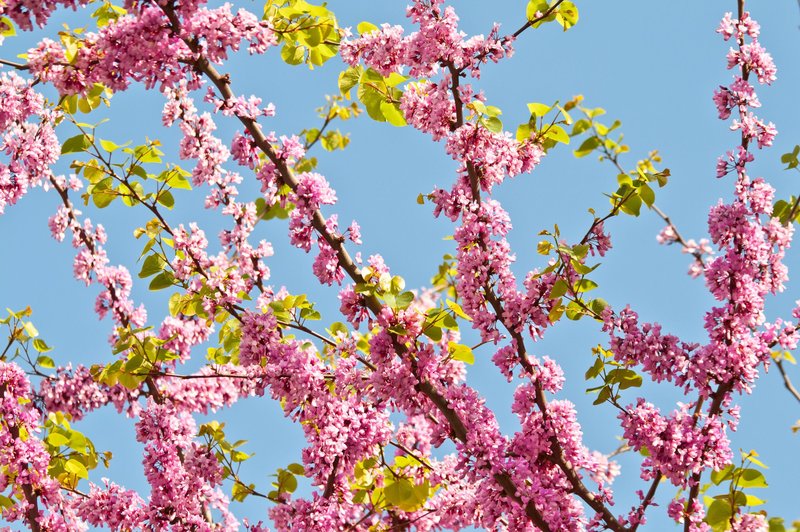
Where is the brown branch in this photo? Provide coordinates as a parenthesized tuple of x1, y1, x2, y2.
(651, 204, 705, 263)
(187, 37, 555, 530)
(0, 57, 30, 70)
(775, 359, 800, 404)
(322, 455, 340, 498)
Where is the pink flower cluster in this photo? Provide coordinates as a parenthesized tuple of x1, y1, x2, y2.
(0, 362, 80, 530)
(0, 72, 60, 215)
(135, 400, 237, 530)
(50, 196, 147, 329)
(71, 479, 146, 531)
(240, 311, 392, 489)
(619, 399, 732, 487)
(446, 123, 542, 193)
(39, 364, 141, 421)
(340, 0, 512, 79)
(603, 307, 696, 389)
(400, 79, 456, 141)
(27, 3, 274, 95)
(0, 0, 86, 31)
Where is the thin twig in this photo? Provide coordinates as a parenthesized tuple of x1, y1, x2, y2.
(0, 57, 30, 70)
(775, 359, 800, 404)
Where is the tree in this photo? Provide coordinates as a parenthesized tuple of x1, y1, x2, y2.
(0, 0, 798, 530)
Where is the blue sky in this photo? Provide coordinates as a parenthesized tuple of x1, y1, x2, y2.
(2, 0, 800, 528)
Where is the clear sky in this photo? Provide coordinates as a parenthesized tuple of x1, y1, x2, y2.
(1, 0, 800, 528)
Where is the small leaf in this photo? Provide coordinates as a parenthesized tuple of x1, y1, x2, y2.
(64, 458, 89, 479)
(157, 190, 175, 209)
(545, 124, 570, 144)
(36, 355, 55, 369)
(357, 21, 378, 34)
(574, 136, 600, 157)
(527, 102, 552, 117)
(448, 342, 474, 365)
(61, 134, 91, 154)
(484, 116, 503, 133)
(287, 463, 305, 475)
(737, 468, 768, 488)
(704, 499, 732, 529)
(46, 432, 70, 447)
(446, 300, 471, 321)
(33, 338, 53, 353)
(99, 139, 122, 152)
(380, 101, 407, 127)
(149, 272, 174, 291)
(549, 279, 569, 299)
(22, 321, 39, 337)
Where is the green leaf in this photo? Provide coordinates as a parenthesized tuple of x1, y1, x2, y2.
(92, 189, 116, 209)
(338, 67, 361, 97)
(585, 357, 604, 380)
(737, 468, 768, 488)
(357, 21, 378, 34)
(138, 254, 165, 279)
(527, 102, 552, 117)
(36, 355, 55, 369)
(281, 44, 305, 65)
(64, 458, 89, 479)
(593, 386, 611, 405)
(768, 517, 788, 532)
(385, 73, 408, 87)
(545, 124, 570, 144)
(149, 272, 174, 291)
(537, 240, 553, 255)
(0, 17, 16, 37)
(619, 192, 642, 216)
(287, 463, 305, 475)
(639, 183, 655, 207)
(157, 190, 175, 209)
(33, 338, 52, 353)
(277, 470, 298, 493)
(357, 73, 386, 122)
(446, 300, 471, 321)
(616, 369, 642, 390)
(61, 134, 92, 154)
(99, 139, 123, 152)
(710, 464, 734, 486)
(395, 291, 414, 309)
(46, 432, 70, 447)
(384, 477, 415, 508)
(573, 279, 598, 293)
(22, 321, 38, 337)
(516, 123, 532, 142)
(555, 1, 579, 30)
(704, 499, 732, 530)
(484, 116, 503, 133)
(526, 0, 551, 22)
(574, 136, 600, 157)
(565, 300, 584, 320)
(423, 326, 442, 342)
(448, 342, 474, 365)
(380, 101, 407, 127)
(549, 279, 569, 299)
(571, 118, 591, 136)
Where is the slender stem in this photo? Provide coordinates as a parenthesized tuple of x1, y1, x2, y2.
(651, 204, 705, 263)
(510, 0, 566, 39)
(775, 359, 800, 404)
(0, 57, 30, 70)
